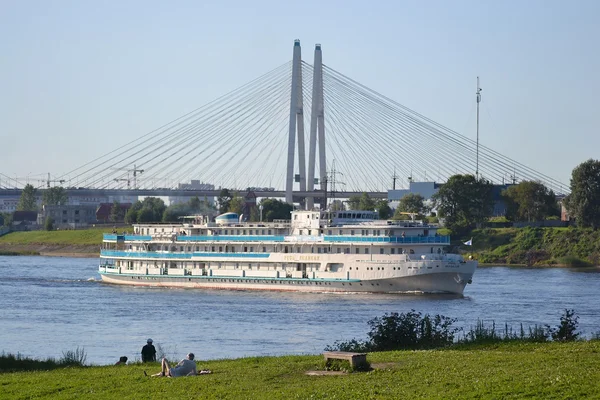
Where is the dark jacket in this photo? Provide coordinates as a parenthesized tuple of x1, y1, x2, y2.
(141, 344, 156, 362)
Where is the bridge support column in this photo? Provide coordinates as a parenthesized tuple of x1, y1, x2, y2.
(307, 44, 326, 210)
(285, 40, 306, 206)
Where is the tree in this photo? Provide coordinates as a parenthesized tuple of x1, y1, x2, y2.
(125, 201, 142, 224)
(329, 200, 346, 211)
(260, 198, 293, 221)
(502, 181, 559, 222)
(228, 194, 244, 215)
(137, 207, 156, 223)
(109, 201, 125, 223)
(433, 174, 494, 234)
(249, 207, 260, 222)
(44, 216, 54, 231)
(347, 193, 375, 210)
(396, 193, 426, 215)
(124, 197, 165, 224)
(189, 196, 201, 211)
(217, 189, 233, 214)
(375, 199, 392, 219)
(162, 204, 187, 222)
(1, 213, 12, 227)
(140, 197, 166, 222)
(17, 184, 38, 211)
(42, 186, 68, 206)
(566, 159, 600, 229)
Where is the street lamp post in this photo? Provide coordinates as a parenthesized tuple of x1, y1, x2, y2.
(259, 205, 263, 222)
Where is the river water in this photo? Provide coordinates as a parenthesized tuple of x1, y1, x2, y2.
(1, 256, 599, 366)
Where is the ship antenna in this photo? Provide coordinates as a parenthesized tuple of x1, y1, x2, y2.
(476, 77, 482, 179)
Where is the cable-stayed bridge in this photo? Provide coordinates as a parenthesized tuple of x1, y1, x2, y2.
(1, 40, 569, 205)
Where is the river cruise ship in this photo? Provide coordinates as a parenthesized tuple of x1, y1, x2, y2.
(98, 210, 477, 294)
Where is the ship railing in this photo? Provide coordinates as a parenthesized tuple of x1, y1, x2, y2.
(322, 236, 450, 244)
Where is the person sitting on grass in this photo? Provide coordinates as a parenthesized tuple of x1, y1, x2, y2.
(115, 356, 128, 365)
(151, 353, 197, 377)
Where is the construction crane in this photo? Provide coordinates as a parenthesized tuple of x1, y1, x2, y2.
(40, 173, 65, 188)
(111, 164, 144, 189)
(114, 178, 131, 189)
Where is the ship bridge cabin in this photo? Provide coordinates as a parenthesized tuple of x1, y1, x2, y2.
(290, 210, 438, 238)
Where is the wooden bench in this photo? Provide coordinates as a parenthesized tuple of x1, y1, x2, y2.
(323, 351, 368, 369)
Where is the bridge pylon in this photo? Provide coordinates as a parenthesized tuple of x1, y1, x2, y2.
(285, 40, 306, 205)
(307, 43, 326, 210)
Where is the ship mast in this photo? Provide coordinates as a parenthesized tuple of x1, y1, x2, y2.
(476, 77, 482, 179)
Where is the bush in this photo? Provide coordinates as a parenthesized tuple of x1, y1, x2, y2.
(546, 309, 580, 342)
(558, 256, 592, 268)
(44, 217, 54, 231)
(461, 321, 549, 344)
(60, 347, 87, 366)
(326, 311, 460, 352)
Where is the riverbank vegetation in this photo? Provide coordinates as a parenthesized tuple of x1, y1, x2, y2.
(466, 226, 600, 266)
(2, 310, 598, 398)
(2, 342, 599, 398)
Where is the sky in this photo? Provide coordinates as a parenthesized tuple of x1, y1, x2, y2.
(1, 0, 598, 188)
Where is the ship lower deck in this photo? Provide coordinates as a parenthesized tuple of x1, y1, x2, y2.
(98, 270, 473, 295)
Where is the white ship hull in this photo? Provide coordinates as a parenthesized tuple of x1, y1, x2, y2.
(98, 261, 476, 295)
(99, 210, 478, 295)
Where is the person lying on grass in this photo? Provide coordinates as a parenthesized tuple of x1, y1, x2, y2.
(152, 353, 197, 377)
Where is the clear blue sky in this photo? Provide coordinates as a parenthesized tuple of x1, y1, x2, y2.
(1, 0, 598, 187)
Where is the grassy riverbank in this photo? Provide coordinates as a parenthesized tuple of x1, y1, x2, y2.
(1, 342, 599, 399)
(465, 227, 600, 267)
(0, 229, 109, 256)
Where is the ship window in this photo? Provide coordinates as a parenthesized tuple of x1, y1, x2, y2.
(231, 246, 235, 253)
(351, 230, 355, 235)
(243, 230, 246, 235)
(410, 249, 415, 254)
(365, 248, 369, 254)
(380, 248, 384, 254)
(262, 247, 266, 252)
(391, 248, 395, 254)
(297, 247, 301, 253)
(180, 246, 183, 251)
(219, 246, 222, 252)
(268, 230, 272, 235)
(261, 230, 265, 235)
(345, 248, 349, 254)
(187, 246, 191, 252)
(294, 215, 298, 220)
(317, 247, 322, 254)
(399, 248, 403, 254)
(284, 246, 288, 253)
(431, 247, 434, 253)
(355, 248, 359, 254)
(337, 248, 341, 253)
(195, 246, 199, 251)
(328, 230, 332, 235)
(249, 230, 253, 235)
(162, 228, 164, 232)
(250, 247, 254, 252)
(244, 247, 248, 252)
(224, 230, 228, 234)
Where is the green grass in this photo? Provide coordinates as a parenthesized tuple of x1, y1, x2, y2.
(1, 342, 600, 399)
(470, 227, 600, 266)
(0, 228, 125, 246)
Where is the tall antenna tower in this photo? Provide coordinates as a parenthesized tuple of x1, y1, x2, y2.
(391, 167, 399, 190)
(476, 77, 482, 179)
(327, 159, 344, 207)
